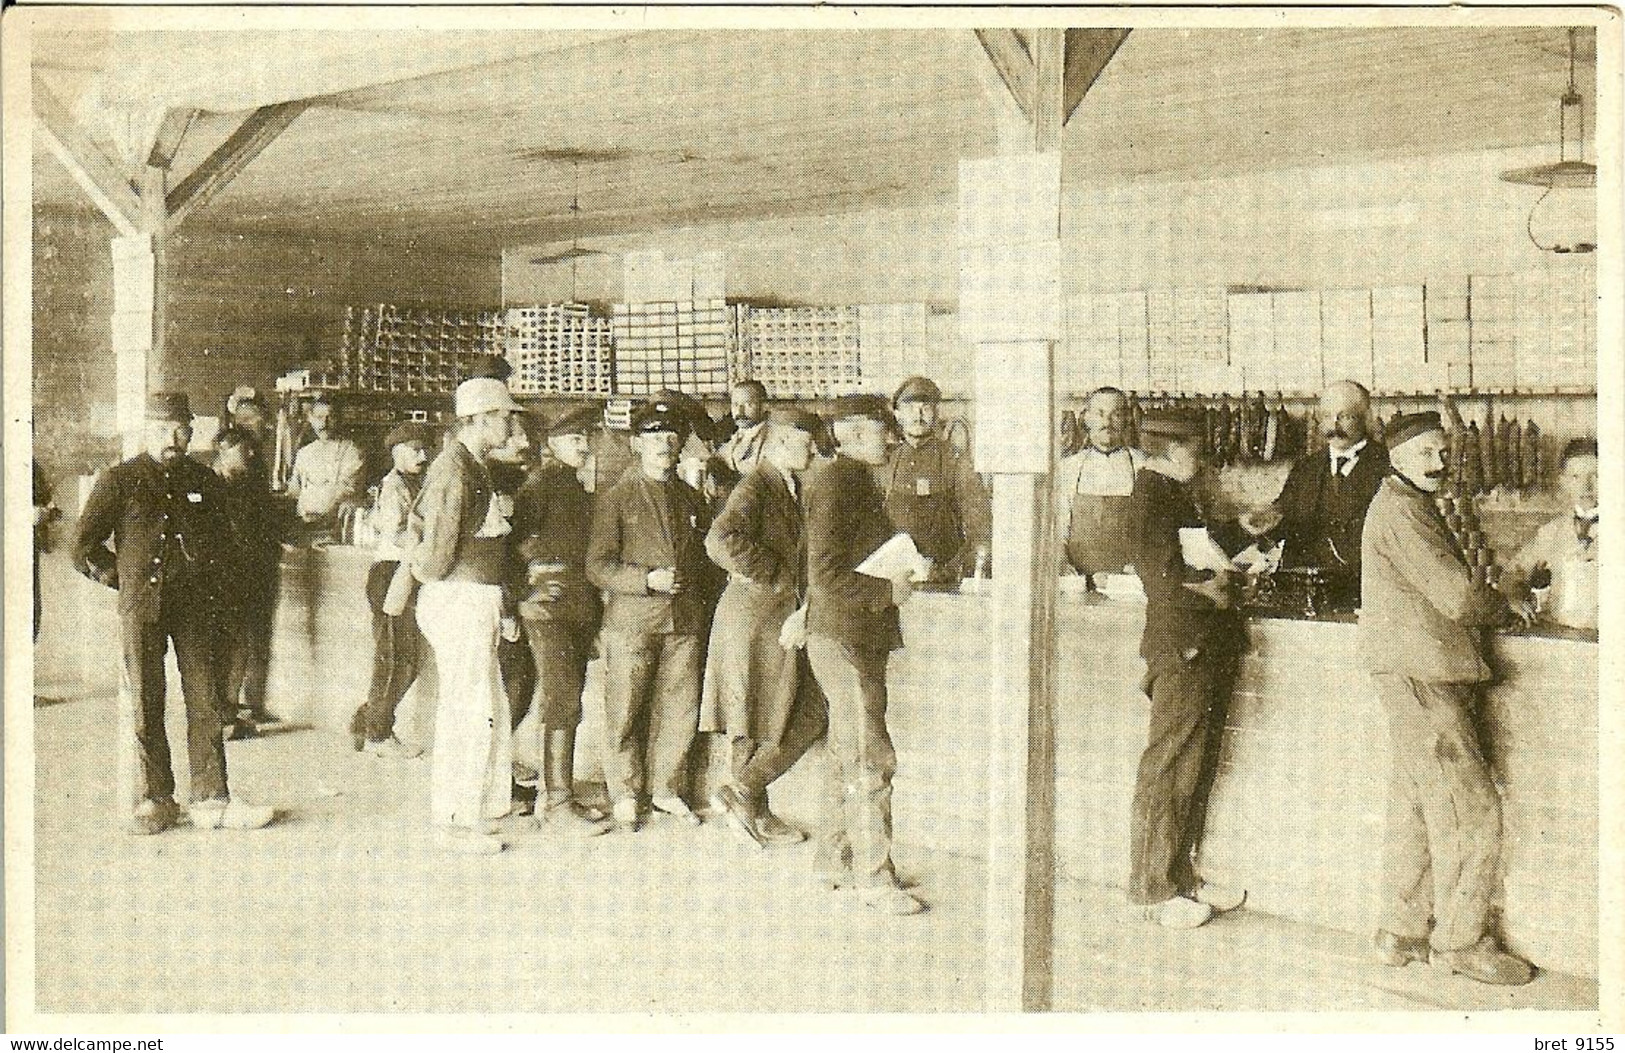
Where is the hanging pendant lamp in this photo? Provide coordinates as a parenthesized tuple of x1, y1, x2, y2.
(1500, 27, 1596, 254)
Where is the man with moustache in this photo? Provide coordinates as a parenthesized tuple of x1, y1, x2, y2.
(288, 395, 365, 535)
(74, 393, 275, 834)
(805, 394, 924, 915)
(1360, 412, 1536, 984)
(881, 376, 991, 584)
(1257, 380, 1389, 606)
(587, 398, 715, 832)
(702, 408, 826, 847)
(1054, 386, 1148, 591)
(718, 379, 772, 474)
(513, 405, 611, 835)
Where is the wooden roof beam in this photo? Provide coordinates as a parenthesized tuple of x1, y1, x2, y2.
(146, 108, 200, 170)
(1061, 29, 1131, 125)
(32, 73, 141, 237)
(975, 28, 1036, 122)
(166, 99, 308, 230)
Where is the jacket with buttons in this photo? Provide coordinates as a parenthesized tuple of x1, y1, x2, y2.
(73, 453, 228, 622)
(806, 455, 903, 655)
(587, 467, 715, 636)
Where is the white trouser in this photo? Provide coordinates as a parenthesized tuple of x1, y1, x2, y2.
(416, 581, 513, 827)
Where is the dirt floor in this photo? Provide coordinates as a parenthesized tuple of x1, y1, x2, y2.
(23, 551, 1598, 1017)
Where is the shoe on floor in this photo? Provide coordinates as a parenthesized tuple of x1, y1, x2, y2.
(188, 799, 276, 831)
(224, 719, 258, 742)
(715, 785, 767, 848)
(1374, 929, 1431, 967)
(438, 826, 504, 855)
(651, 795, 701, 827)
(537, 799, 610, 837)
(1191, 880, 1246, 913)
(858, 884, 926, 916)
(1432, 936, 1535, 986)
(129, 797, 180, 836)
(1144, 895, 1214, 929)
(364, 735, 424, 760)
(247, 708, 285, 724)
(610, 798, 640, 833)
(757, 809, 807, 846)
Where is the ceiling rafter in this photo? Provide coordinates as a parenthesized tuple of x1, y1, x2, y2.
(32, 72, 142, 236)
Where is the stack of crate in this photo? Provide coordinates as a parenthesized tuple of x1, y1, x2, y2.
(741, 306, 863, 398)
(338, 305, 507, 393)
(611, 299, 732, 396)
(505, 303, 614, 396)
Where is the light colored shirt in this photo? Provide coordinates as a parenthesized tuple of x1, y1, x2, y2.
(1072, 447, 1144, 497)
(721, 421, 770, 474)
(1328, 439, 1369, 478)
(290, 437, 364, 520)
(1502, 509, 1599, 630)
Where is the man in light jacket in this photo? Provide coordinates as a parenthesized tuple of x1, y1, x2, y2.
(1360, 411, 1536, 985)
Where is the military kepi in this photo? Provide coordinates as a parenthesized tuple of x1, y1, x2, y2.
(146, 391, 193, 423)
(832, 393, 894, 423)
(892, 375, 942, 407)
(548, 404, 603, 437)
(632, 398, 691, 439)
(1385, 411, 1444, 451)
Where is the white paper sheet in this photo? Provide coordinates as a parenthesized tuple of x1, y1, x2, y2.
(1178, 527, 1236, 574)
(856, 532, 930, 581)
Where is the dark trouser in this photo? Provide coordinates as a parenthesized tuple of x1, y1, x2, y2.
(502, 634, 538, 733)
(806, 636, 897, 888)
(1372, 675, 1502, 952)
(120, 603, 228, 808)
(351, 560, 423, 743)
(1128, 650, 1237, 905)
(733, 654, 829, 810)
(599, 630, 701, 804)
(521, 619, 593, 729)
(226, 582, 276, 717)
(33, 549, 42, 642)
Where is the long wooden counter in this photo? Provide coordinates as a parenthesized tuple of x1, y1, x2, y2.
(267, 547, 1599, 980)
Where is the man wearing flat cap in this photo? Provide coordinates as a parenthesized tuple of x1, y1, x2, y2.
(74, 392, 274, 834)
(702, 407, 827, 847)
(512, 404, 610, 835)
(803, 394, 925, 915)
(881, 375, 991, 584)
(349, 421, 431, 759)
(587, 397, 716, 831)
(1125, 407, 1248, 929)
(1360, 411, 1536, 985)
(411, 377, 526, 854)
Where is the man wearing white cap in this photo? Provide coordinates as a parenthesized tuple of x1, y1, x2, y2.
(411, 377, 524, 854)
(1361, 411, 1536, 984)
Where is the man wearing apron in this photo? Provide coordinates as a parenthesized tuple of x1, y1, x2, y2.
(1054, 387, 1146, 592)
(880, 375, 991, 584)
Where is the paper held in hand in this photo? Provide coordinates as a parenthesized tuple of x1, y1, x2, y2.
(1178, 527, 1239, 574)
(856, 533, 931, 582)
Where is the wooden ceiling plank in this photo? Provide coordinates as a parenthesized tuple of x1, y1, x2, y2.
(166, 99, 309, 230)
(32, 73, 142, 236)
(147, 107, 200, 170)
(976, 28, 1036, 122)
(1061, 29, 1131, 125)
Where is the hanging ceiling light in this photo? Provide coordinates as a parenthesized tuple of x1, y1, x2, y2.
(1500, 27, 1597, 254)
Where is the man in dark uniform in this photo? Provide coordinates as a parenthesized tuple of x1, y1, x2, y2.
(586, 398, 715, 832)
(73, 392, 274, 835)
(805, 394, 924, 916)
(513, 404, 610, 836)
(881, 375, 991, 583)
(1257, 380, 1389, 606)
(1126, 408, 1247, 929)
(703, 408, 826, 847)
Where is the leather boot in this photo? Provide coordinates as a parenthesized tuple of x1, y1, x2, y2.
(545, 727, 606, 821)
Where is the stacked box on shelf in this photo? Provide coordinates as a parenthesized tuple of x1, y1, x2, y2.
(741, 305, 863, 399)
(612, 299, 732, 396)
(341, 306, 506, 393)
(506, 303, 614, 396)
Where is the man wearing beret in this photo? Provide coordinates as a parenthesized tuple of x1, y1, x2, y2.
(412, 378, 526, 854)
(1126, 408, 1247, 929)
(703, 407, 826, 847)
(1361, 412, 1536, 984)
(587, 398, 715, 831)
(880, 375, 991, 584)
(73, 392, 274, 834)
(349, 421, 431, 759)
(804, 394, 924, 915)
(513, 404, 610, 835)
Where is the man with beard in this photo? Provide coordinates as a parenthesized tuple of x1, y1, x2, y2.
(703, 408, 825, 847)
(513, 405, 611, 835)
(880, 375, 991, 584)
(74, 393, 275, 834)
(1360, 412, 1536, 984)
(1256, 380, 1389, 606)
